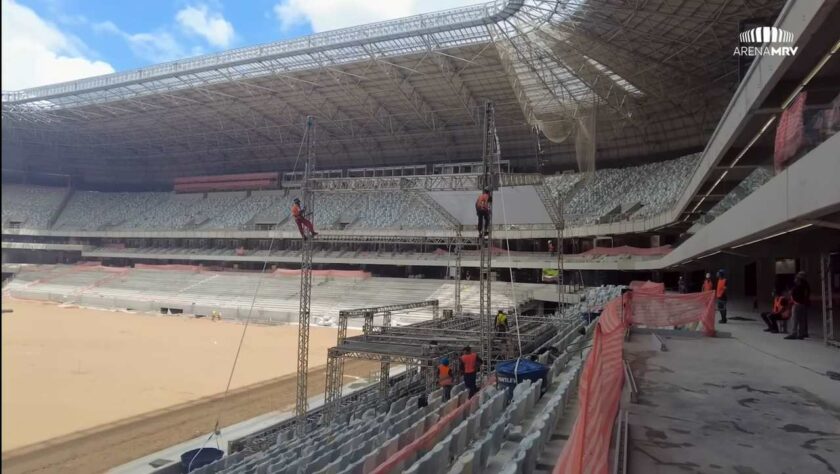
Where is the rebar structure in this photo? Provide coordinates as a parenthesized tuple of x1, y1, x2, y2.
(295, 116, 316, 435)
(478, 100, 500, 375)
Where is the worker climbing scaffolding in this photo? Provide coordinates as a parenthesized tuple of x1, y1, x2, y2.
(291, 197, 318, 239)
(475, 188, 492, 238)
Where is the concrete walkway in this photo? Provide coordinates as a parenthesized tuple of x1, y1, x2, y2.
(626, 308, 840, 474)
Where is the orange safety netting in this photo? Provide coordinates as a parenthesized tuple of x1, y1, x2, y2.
(628, 280, 665, 294)
(554, 289, 715, 474)
(581, 245, 672, 257)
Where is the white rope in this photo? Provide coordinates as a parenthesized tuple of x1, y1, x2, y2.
(493, 147, 524, 378)
(190, 124, 311, 463)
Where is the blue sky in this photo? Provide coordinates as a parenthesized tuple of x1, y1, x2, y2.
(1, 0, 479, 90)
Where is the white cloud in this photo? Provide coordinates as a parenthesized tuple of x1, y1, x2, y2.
(94, 21, 189, 63)
(176, 4, 235, 48)
(1, 0, 114, 90)
(273, 0, 480, 33)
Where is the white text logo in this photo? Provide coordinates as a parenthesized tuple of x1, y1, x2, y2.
(734, 26, 798, 57)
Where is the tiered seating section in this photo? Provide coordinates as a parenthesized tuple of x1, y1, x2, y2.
(544, 153, 700, 225)
(690, 167, 775, 231)
(190, 317, 591, 474)
(11, 188, 449, 231)
(1, 184, 68, 228)
(3, 153, 705, 231)
(4, 265, 534, 325)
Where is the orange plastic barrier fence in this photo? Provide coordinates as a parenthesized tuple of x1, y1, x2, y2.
(628, 280, 665, 294)
(581, 245, 672, 257)
(272, 269, 371, 278)
(134, 263, 204, 272)
(554, 290, 715, 474)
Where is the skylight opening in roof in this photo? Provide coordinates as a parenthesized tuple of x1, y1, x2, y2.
(584, 57, 643, 96)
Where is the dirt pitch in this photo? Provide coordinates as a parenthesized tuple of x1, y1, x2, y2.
(1, 298, 373, 473)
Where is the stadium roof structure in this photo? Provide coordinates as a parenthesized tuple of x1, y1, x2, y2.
(2, 0, 784, 187)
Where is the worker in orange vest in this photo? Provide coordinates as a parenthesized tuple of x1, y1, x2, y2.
(291, 198, 318, 239)
(438, 357, 454, 401)
(475, 188, 492, 238)
(459, 345, 483, 398)
(716, 269, 728, 324)
(702, 273, 714, 292)
(760, 289, 790, 333)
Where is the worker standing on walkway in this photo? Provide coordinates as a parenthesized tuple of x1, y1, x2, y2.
(716, 269, 728, 324)
(291, 198, 318, 239)
(438, 357, 453, 401)
(459, 346, 482, 398)
(678, 276, 687, 294)
(475, 188, 492, 238)
(702, 273, 714, 292)
(548, 240, 555, 255)
(786, 271, 811, 340)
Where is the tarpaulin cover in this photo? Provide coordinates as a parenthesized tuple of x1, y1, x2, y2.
(554, 289, 715, 474)
(581, 245, 672, 256)
(496, 358, 548, 379)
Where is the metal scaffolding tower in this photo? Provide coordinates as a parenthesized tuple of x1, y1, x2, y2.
(478, 100, 500, 375)
(295, 116, 316, 435)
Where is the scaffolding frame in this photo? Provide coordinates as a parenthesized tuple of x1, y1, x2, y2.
(478, 100, 501, 375)
(324, 300, 440, 423)
(294, 117, 316, 435)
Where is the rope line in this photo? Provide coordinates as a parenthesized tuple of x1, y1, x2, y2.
(190, 124, 311, 463)
(493, 140, 524, 377)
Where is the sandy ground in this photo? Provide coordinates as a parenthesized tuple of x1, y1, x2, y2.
(1, 297, 361, 452)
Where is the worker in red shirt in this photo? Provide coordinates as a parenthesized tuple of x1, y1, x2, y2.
(459, 345, 483, 398)
(291, 198, 318, 239)
(475, 188, 492, 238)
(548, 240, 555, 255)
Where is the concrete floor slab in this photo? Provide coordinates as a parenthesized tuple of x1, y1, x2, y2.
(626, 308, 840, 474)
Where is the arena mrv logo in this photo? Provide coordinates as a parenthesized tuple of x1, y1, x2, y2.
(734, 26, 798, 56)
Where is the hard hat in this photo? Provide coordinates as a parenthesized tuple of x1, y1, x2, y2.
(293, 197, 301, 203)
(440, 357, 449, 365)
(718, 269, 726, 276)
(706, 273, 711, 278)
